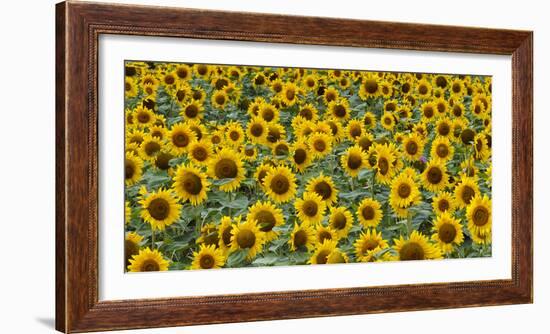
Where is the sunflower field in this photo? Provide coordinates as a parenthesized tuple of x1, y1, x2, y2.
(124, 60, 492, 272)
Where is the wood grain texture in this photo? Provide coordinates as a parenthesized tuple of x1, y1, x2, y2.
(55, 1, 533, 332)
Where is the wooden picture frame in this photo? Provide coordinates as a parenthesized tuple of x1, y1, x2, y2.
(56, 1, 533, 332)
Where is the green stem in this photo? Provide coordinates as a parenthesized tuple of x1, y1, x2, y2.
(406, 210, 413, 236)
(371, 171, 376, 198)
(151, 227, 155, 250)
(350, 177, 356, 191)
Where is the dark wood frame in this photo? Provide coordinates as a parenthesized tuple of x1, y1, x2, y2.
(56, 1, 533, 332)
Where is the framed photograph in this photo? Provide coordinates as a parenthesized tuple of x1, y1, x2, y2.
(56, 1, 532, 332)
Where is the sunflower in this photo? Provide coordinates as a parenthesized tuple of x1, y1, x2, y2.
(224, 121, 245, 147)
(326, 249, 349, 264)
(217, 216, 234, 252)
(281, 82, 300, 106)
(124, 232, 143, 266)
(454, 176, 480, 208)
(212, 76, 230, 90)
(168, 123, 196, 155)
(230, 219, 265, 260)
(246, 116, 269, 144)
(295, 192, 326, 225)
(430, 136, 454, 161)
(190, 244, 226, 270)
(466, 194, 492, 243)
(433, 97, 449, 116)
(373, 143, 397, 184)
(188, 140, 213, 165)
(207, 148, 245, 192)
(247, 201, 284, 241)
(449, 78, 466, 97)
(420, 101, 437, 122)
(241, 145, 257, 161)
(309, 240, 338, 265)
(161, 71, 177, 87)
(431, 212, 464, 253)
(435, 117, 453, 138)
(359, 73, 380, 99)
(432, 191, 457, 215)
(328, 207, 354, 238)
(308, 132, 333, 159)
(272, 140, 290, 157)
(266, 123, 286, 145)
(416, 78, 432, 98)
(125, 201, 132, 224)
(290, 140, 313, 172)
(356, 133, 374, 152)
(393, 231, 442, 261)
(401, 132, 425, 161)
(133, 106, 155, 127)
(297, 103, 319, 122)
(346, 119, 365, 141)
(357, 198, 383, 228)
(341, 145, 367, 177)
(390, 172, 421, 209)
(172, 163, 209, 206)
(323, 86, 339, 105)
(328, 98, 351, 121)
(254, 162, 275, 187)
(264, 165, 297, 203)
(270, 78, 284, 94)
(306, 174, 338, 205)
(174, 63, 192, 80)
(451, 101, 466, 119)
(363, 112, 376, 129)
(420, 161, 448, 193)
(127, 247, 170, 272)
(474, 133, 490, 160)
(380, 112, 396, 131)
(181, 100, 204, 120)
(324, 118, 345, 141)
(211, 90, 229, 109)
(125, 77, 137, 98)
(252, 72, 267, 89)
(139, 188, 181, 230)
(354, 229, 389, 262)
(125, 152, 143, 186)
(259, 103, 279, 123)
(289, 223, 316, 251)
(138, 135, 164, 162)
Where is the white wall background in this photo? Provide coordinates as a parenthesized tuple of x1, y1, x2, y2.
(0, 0, 545, 333)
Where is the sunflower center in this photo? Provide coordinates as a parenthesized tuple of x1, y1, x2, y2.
(285, 89, 295, 101)
(384, 117, 392, 125)
(438, 199, 450, 212)
(406, 141, 418, 155)
(303, 200, 318, 217)
(148, 198, 170, 220)
(318, 231, 332, 243)
(461, 129, 475, 145)
(137, 112, 150, 123)
(347, 154, 362, 170)
(236, 229, 256, 249)
(215, 94, 226, 106)
(362, 206, 375, 220)
(176, 67, 188, 79)
(438, 123, 450, 136)
(270, 174, 290, 194)
(452, 105, 463, 117)
(402, 82, 411, 93)
(141, 259, 160, 272)
(185, 105, 199, 118)
(182, 173, 203, 195)
(215, 158, 238, 179)
(418, 85, 428, 95)
(244, 148, 255, 157)
(125, 82, 132, 92)
(222, 226, 232, 246)
(314, 181, 332, 200)
(144, 141, 161, 156)
(423, 106, 434, 118)
(350, 126, 362, 138)
(437, 102, 446, 114)
(313, 139, 326, 152)
(124, 240, 140, 266)
(436, 76, 447, 88)
(316, 249, 331, 264)
(191, 147, 207, 161)
(299, 108, 313, 120)
(215, 78, 229, 90)
(199, 254, 215, 269)
(250, 123, 264, 137)
(436, 144, 449, 158)
(331, 212, 347, 230)
(229, 131, 240, 141)
(333, 105, 346, 117)
(164, 75, 175, 85)
(262, 108, 275, 122)
(173, 132, 190, 147)
(293, 149, 307, 164)
(461, 186, 475, 205)
(275, 144, 289, 156)
(472, 206, 489, 226)
(255, 210, 276, 232)
(293, 230, 308, 248)
(476, 138, 483, 152)
(125, 160, 135, 179)
(364, 79, 378, 94)
(378, 157, 389, 175)
(326, 91, 336, 102)
(192, 90, 203, 100)
(257, 170, 268, 184)
(427, 166, 443, 184)
(439, 223, 457, 243)
(398, 183, 412, 198)
(155, 152, 173, 170)
(197, 65, 208, 75)
(362, 239, 379, 253)
(399, 242, 425, 261)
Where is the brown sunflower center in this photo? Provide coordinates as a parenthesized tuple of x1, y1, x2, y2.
(172, 132, 190, 148)
(378, 157, 389, 175)
(250, 123, 264, 137)
(362, 206, 375, 220)
(313, 139, 326, 152)
(347, 153, 362, 170)
(215, 78, 229, 90)
(191, 146, 208, 161)
(299, 108, 313, 120)
(181, 172, 203, 195)
(436, 144, 449, 158)
(350, 125, 362, 138)
(199, 254, 215, 269)
(215, 94, 226, 106)
(316, 249, 331, 264)
(314, 181, 332, 200)
(362, 239, 379, 253)
(222, 226, 232, 246)
(137, 112, 150, 124)
(164, 75, 175, 85)
(236, 229, 256, 249)
(154, 152, 173, 170)
(437, 102, 446, 114)
(285, 88, 295, 101)
(423, 106, 434, 118)
(402, 82, 411, 93)
(364, 79, 378, 94)
(358, 136, 373, 151)
(427, 166, 443, 184)
(125, 160, 135, 179)
(435, 76, 447, 88)
(185, 104, 199, 118)
(438, 123, 450, 136)
(144, 141, 161, 156)
(331, 212, 347, 230)
(406, 141, 418, 155)
(274, 144, 289, 156)
(176, 67, 188, 79)
(124, 240, 140, 266)
(472, 206, 489, 226)
(461, 129, 475, 145)
(318, 231, 332, 243)
(439, 223, 457, 243)
(125, 82, 132, 92)
(270, 174, 290, 194)
(399, 242, 425, 261)
(255, 210, 276, 232)
(215, 158, 238, 179)
(293, 230, 308, 248)
(333, 105, 346, 118)
(229, 131, 240, 141)
(418, 84, 428, 95)
(325, 91, 336, 102)
(293, 148, 307, 164)
(262, 108, 275, 122)
(438, 199, 450, 212)
(452, 105, 463, 117)
(461, 186, 475, 205)
(141, 259, 160, 272)
(197, 65, 208, 75)
(302, 200, 318, 217)
(148, 198, 170, 220)
(398, 183, 412, 198)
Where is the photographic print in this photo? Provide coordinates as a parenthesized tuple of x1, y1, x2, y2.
(123, 61, 492, 272)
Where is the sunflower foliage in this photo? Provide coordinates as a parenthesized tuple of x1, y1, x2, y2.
(123, 62, 493, 272)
